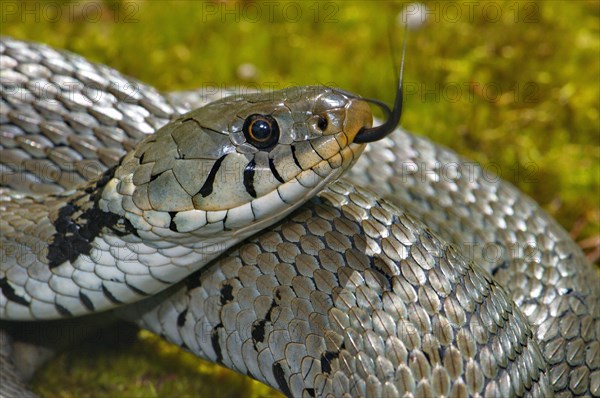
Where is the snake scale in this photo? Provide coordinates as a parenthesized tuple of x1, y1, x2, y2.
(0, 36, 598, 397)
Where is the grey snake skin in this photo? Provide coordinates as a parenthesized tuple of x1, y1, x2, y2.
(0, 37, 598, 397)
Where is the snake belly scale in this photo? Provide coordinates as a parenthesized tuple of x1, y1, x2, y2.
(0, 37, 598, 397)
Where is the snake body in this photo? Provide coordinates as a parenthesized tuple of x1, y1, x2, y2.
(0, 37, 598, 397)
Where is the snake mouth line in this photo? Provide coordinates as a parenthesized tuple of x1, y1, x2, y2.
(161, 139, 363, 241)
(237, 128, 366, 206)
(289, 141, 364, 192)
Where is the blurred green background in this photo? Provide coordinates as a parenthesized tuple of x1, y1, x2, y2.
(2, 0, 599, 396)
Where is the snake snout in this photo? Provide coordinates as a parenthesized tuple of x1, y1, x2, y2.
(343, 99, 374, 144)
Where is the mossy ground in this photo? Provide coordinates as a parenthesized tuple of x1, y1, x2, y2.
(2, 0, 598, 396)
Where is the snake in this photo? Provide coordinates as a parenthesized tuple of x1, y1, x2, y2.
(0, 36, 598, 398)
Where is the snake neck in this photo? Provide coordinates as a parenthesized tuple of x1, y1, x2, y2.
(1, 165, 238, 319)
(46, 166, 139, 269)
(49, 163, 236, 268)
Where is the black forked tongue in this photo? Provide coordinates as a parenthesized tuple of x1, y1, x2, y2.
(353, 83, 403, 143)
(354, 30, 407, 144)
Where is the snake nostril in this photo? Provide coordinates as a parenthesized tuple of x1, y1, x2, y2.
(317, 115, 328, 131)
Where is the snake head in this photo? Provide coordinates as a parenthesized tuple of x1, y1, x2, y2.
(100, 86, 373, 241)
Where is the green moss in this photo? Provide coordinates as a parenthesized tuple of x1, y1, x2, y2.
(33, 326, 279, 397)
(33, 331, 181, 397)
(2, 0, 598, 396)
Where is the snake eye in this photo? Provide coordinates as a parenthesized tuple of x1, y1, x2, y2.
(317, 115, 328, 131)
(243, 114, 280, 150)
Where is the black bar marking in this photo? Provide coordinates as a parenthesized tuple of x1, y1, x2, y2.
(48, 203, 137, 268)
(243, 159, 257, 198)
(55, 303, 72, 316)
(251, 319, 267, 345)
(48, 166, 137, 269)
(177, 308, 188, 327)
(79, 291, 95, 311)
(290, 145, 302, 170)
(0, 277, 29, 306)
(273, 362, 293, 398)
(185, 268, 204, 291)
(269, 157, 285, 183)
(168, 211, 178, 232)
(222, 211, 232, 232)
(125, 282, 151, 297)
(320, 350, 339, 374)
(211, 323, 224, 363)
(197, 155, 227, 197)
(220, 283, 235, 305)
(102, 284, 123, 304)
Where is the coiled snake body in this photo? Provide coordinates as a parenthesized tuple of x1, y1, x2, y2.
(0, 37, 598, 397)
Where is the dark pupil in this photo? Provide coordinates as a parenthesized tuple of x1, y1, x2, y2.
(251, 120, 271, 141)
